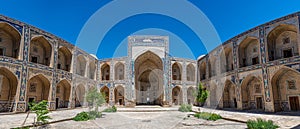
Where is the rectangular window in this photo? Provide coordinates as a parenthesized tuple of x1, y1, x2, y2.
(29, 83, 36, 92)
(242, 58, 246, 67)
(173, 75, 177, 80)
(253, 47, 257, 53)
(45, 58, 48, 64)
(283, 49, 293, 58)
(287, 80, 296, 90)
(65, 65, 69, 71)
(270, 51, 275, 61)
(31, 56, 38, 63)
(283, 37, 290, 44)
(0, 48, 4, 56)
(252, 57, 259, 65)
(0, 37, 2, 42)
(57, 64, 61, 69)
(255, 84, 261, 93)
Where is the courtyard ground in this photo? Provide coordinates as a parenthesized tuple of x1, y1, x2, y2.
(0, 106, 299, 129)
(46, 111, 246, 129)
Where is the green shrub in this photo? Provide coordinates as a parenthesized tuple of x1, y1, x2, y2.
(29, 100, 51, 124)
(88, 111, 102, 119)
(178, 104, 192, 112)
(112, 105, 117, 112)
(247, 118, 279, 129)
(73, 111, 102, 121)
(194, 112, 222, 121)
(73, 112, 91, 121)
(103, 106, 117, 112)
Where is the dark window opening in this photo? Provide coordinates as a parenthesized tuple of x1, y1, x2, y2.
(172, 75, 177, 80)
(0, 48, 4, 56)
(57, 64, 61, 69)
(65, 65, 69, 71)
(270, 51, 275, 61)
(32, 56, 38, 63)
(252, 57, 259, 65)
(45, 58, 49, 64)
(201, 74, 206, 80)
(0, 37, 2, 42)
(283, 37, 290, 44)
(283, 49, 293, 58)
(242, 58, 246, 67)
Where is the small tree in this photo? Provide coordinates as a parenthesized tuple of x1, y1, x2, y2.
(86, 87, 106, 112)
(196, 83, 209, 106)
(30, 100, 51, 124)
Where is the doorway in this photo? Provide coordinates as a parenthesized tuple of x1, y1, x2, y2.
(56, 98, 59, 109)
(256, 97, 263, 110)
(27, 98, 35, 111)
(289, 96, 300, 111)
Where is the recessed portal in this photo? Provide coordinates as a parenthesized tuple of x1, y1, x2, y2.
(134, 51, 164, 105)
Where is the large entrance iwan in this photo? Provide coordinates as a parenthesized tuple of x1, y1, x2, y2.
(134, 51, 164, 105)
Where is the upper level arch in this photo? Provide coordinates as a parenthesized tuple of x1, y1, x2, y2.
(88, 61, 96, 80)
(29, 36, 52, 66)
(172, 62, 182, 80)
(76, 55, 87, 77)
(186, 63, 195, 81)
(114, 62, 125, 80)
(58, 46, 72, 72)
(267, 24, 299, 61)
(0, 22, 21, 59)
(238, 36, 260, 67)
(101, 63, 110, 81)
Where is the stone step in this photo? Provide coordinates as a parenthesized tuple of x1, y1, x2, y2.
(134, 105, 162, 108)
(117, 107, 178, 112)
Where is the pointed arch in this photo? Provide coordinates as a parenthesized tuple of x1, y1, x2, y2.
(101, 63, 110, 80)
(114, 62, 125, 80)
(134, 51, 164, 105)
(240, 75, 263, 110)
(209, 82, 218, 107)
(220, 47, 233, 73)
(172, 62, 182, 80)
(89, 61, 96, 80)
(271, 66, 300, 111)
(100, 86, 110, 103)
(0, 67, 18, 112)
(56, 79, 71, 108)
(238, 37, 260, 67)
(199, 61, 206, 80)
(0, 22, 21, 59)
(114, 85, 125, 106)
(29, 36, 52, 66)
(26, 74, 51, 109)
(222, 80, 237, 108)
(57, 46, 72, 72)
(75, 84, 85, 107)
(186, 63, 195, 81)
(187, 86, 196, 105)
(208, 56, 216, 77)
(172, 86, 183, 105)
(76, 55, 86, 76)
(267, 24, 298, 61)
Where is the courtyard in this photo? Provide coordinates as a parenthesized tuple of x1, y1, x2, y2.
(1, 106, 300, 129)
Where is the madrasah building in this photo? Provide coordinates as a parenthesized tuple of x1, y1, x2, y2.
(0, 12, 300, 113)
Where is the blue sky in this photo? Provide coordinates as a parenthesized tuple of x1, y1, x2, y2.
(0, 0, 299, 59)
